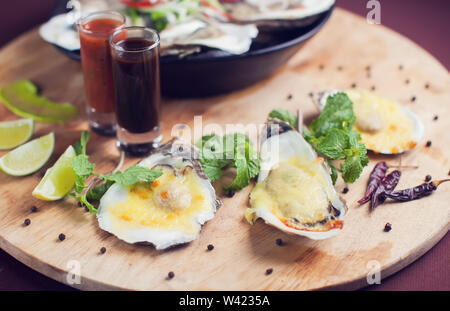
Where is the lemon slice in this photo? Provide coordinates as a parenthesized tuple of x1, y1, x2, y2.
(0, 133, 54, 176)
(0, 118, 34, 150)
(32, 145, 76, 201)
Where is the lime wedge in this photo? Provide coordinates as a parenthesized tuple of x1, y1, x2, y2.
(0, 118, 34, 150)
(0, 133, 54, 176)
(0, 80, 77, 123)
(32, 145, 76, 201)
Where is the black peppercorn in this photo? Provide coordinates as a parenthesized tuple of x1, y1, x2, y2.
(426, 141, 432, 147)
(265, 268, 273, 275)
(308, 92, 314, 98)
(425, 175, 432, 182)
(351, 83, 357, 88)
(275, 239, 283, 246)
(425, 83, 430, 89)
(371, 85, 376, 91)
(384, 223, 392, 232)
(58, 233, 66, 241)
(287, 94, 293, 100)
(168, 271, 175, 279)
(342, 187, 349, 194)
(24, 219, 31, 226)
(30, 205, 38, 213)
(100, 247, 106, 254)
(207, 244, 214, 251)
(411, 96, 416, 102)
(433, 115, 438, 121)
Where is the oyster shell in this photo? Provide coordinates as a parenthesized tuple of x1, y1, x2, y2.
(159, 18, 258, 55)
(246, 119, 347, 240)
(222, 0, 335, 31)
(97, 138, 221, 250)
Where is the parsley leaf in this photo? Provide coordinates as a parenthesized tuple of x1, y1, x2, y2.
(269, 109, 298, 129)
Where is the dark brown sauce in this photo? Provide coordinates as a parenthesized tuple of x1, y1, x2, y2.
(111, 38, 161, 133)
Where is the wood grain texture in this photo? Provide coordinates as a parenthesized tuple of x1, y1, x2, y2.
(0, 9, 449, 291)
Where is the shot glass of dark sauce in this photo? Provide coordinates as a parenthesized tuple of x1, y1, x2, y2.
(110, 26, 162, 156)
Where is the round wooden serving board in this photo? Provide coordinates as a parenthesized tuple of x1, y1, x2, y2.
(0, 9, 449, 291)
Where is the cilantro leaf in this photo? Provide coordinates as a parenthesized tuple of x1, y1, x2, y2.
(269, 109, 298, 129)
(100, 166, 162, 187)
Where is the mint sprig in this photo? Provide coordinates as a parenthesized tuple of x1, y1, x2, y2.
(305, 92, 368, 184)
(270, 92, 368, 184)
(197, 133, 260, 191)
(68, 131, 162, 214)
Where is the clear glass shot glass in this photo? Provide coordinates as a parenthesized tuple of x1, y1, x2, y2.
(77, 11, 125, 136)
(109, 26, 162, 156)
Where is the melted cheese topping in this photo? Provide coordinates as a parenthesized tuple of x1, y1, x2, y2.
(249, 156, 332, 226)
(109, 166, 211, 235)
(346, 90, 416, 154)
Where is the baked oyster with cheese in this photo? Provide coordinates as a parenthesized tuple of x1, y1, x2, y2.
(246, 119, 347, 239)
(97, 138, 221, 250)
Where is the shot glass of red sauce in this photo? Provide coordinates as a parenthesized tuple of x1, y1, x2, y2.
(77, 11, 125, 136)
(110, 26, 162, 156)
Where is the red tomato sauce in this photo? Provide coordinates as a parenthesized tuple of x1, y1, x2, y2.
(79, 18, 123, 113)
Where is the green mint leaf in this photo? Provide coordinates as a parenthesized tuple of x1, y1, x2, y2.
(340, 155, 364, 184)
(326, 159, 339, 185)
(269, 109, 298, 129)
(100, 166, 162, 187)
(86, 180, 114, 201)
(224, 157, 250, 191)
(314, 128, 348, 160)
(199, 158, 228, 182)
(70, 154, 95, 193)
(73, 131, 91, 156)
(197, 133, 260, 190)
(68, 192, 97, 214)
(310, 92, 355, 137)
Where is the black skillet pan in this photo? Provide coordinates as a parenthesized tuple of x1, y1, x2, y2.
(50, 0, 334, 98)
